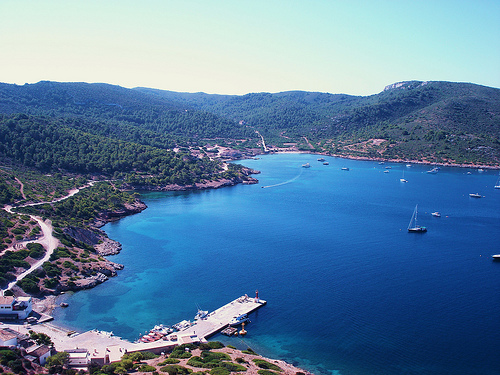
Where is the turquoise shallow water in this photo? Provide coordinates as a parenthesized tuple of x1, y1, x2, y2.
(54, 154, 500, 375)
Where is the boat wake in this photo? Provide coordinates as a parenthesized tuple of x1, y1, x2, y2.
(261, 168, 304, 189)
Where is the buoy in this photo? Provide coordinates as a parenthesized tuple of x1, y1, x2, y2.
(239, 322, 247, 336)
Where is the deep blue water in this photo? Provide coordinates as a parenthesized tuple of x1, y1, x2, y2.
(54, 154, 500, 375)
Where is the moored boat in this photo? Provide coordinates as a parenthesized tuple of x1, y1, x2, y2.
(492, 254, 500, 261)
(229, 313, 250, 326)
(341, 167, 349, 171)
(469, 193, 482, 198)
(195, 308, 209, 320)
(431, 212, 441, 217)
(317, 158, 325, 162)
(302, 163, 310, 168)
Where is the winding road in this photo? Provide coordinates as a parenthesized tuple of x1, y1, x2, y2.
(2, 182, 95, 291)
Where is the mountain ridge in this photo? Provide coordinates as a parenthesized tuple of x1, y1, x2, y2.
(1, 80, 499, 166)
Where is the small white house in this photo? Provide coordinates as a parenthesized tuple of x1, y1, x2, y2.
(0, 296, 32, 320)
(0, 328, 17, 347)
(26, 344, 52, 365)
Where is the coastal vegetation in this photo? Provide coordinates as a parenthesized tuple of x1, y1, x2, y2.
(0, 79, 498, 373)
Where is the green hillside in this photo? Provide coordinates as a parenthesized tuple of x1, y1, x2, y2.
(137, 81, 500, 165)
(1, 80, 499, 166)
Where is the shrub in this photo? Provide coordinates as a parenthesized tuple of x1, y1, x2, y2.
(123, 351, 158, 362)
(252, 359, 282, 372)
(159, 358, 180, 365)
(219, 362, 246, 372)
(43, 262, 62, 277)
(242, 348, 257, 355)
(199, 342, 224, 350)
(44, 278, 59, 289)
(27, 243, 45, 258)
(209, 368, 229, 375)
(17, 276, 40, 294)
(160, 365, 192, 374)
(138, 365, 157, 372)
(169, 345, 194, 359)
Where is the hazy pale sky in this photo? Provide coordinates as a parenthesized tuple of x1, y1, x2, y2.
(1, 0, 499, 96)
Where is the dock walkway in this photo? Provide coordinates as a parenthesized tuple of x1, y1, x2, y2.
(22, 294, 266, 360)
(139, 295, 266, 351)
(169, 295, 266, 342)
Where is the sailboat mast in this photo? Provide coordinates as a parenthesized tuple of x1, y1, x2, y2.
(415, 204, 418, 226)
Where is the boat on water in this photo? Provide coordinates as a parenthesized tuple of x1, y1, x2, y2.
(302, 163, 310, 168)
(383, 170, 389, 173)
(494, 174, 500, 189)
(469, 193, 482, 198)
(172, 320, 192, 331)
(341, 167, 349, 171)
(229, 313, 250, 327)
(323, 162, 329, 165)
(431, 212, 441, 217)
(194, 308, 208, 320)
(492, 254, 500, 261)
(406, 164, 412, 168)
(317, 158, 325, 162)
(408, 204, 427, 233)
(427, 167, 439, 174)
(400, 169, 408, 183)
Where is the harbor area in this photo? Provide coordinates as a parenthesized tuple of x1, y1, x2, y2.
(6, 293, 266, 364)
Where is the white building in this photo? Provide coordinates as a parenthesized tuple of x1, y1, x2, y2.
(0, 328, 17, 347)
(66, 349, 91, 371)
(0, 296, 32, 320)
(26, 344, 52, 366)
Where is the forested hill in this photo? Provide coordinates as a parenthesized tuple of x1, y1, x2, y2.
(1, 80, 500, 166)
(0, 81, 253, 141)
(137, 81, 500, 166)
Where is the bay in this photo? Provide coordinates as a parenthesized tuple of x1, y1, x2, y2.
(54, 153, 500, 375)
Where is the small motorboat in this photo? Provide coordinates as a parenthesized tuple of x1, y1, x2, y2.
(431, 212, 441, 217)
(195, 309, 208, 320)
(469, 193, 482, 198)
(229, 313, 250, 327)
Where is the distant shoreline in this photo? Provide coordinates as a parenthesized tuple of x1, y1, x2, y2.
(245, 149, 500, 170)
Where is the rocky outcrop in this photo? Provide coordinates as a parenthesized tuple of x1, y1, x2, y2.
(64, 226, 102, 245)
(74, 272, 108, 289)
(94, 237, 122, 256)
(93, 199, 147, 227)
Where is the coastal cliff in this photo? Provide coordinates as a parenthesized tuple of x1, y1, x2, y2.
(123, 167, 260, 192)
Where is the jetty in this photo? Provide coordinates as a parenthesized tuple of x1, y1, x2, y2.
(168, 293, 265, 342)
(18, 293, 266, 363)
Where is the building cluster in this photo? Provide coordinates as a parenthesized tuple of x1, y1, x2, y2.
(0, 295, 89, 370)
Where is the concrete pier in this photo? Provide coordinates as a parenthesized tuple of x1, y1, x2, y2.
(169, 294, 266, 342)
(18, 294, 266, 361)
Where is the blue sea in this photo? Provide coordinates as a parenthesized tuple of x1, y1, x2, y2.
(53, 153, 500, 375)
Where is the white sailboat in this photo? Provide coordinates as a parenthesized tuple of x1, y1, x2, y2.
(400, 169, 408, 183)
(408, 204, 427, 233)
(494, 173, 500, 189)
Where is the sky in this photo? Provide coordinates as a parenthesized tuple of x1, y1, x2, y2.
(1, 0, 499, 96)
